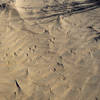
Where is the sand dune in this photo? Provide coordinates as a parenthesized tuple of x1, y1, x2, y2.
(0, 0, 100, 100)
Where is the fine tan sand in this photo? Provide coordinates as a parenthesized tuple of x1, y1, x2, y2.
(0, 0, 100, 100)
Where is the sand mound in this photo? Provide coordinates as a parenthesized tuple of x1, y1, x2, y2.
(0, 0, 100, 100)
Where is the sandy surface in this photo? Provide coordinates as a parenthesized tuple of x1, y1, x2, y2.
(0, 0, 100, 100)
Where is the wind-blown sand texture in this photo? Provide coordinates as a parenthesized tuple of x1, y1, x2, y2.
(0, 0, 100, 100)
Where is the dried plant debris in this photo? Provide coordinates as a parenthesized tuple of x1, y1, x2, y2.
(87, 26, 100, 42)
(94, 35, 100, 42)
(32, 0, 100, 22)
(15, 80, 21, 92)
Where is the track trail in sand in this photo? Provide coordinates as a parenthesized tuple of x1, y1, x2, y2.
(0, 0, 100, 100)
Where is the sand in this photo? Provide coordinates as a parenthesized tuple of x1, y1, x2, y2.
(0, 0, 100, 100)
